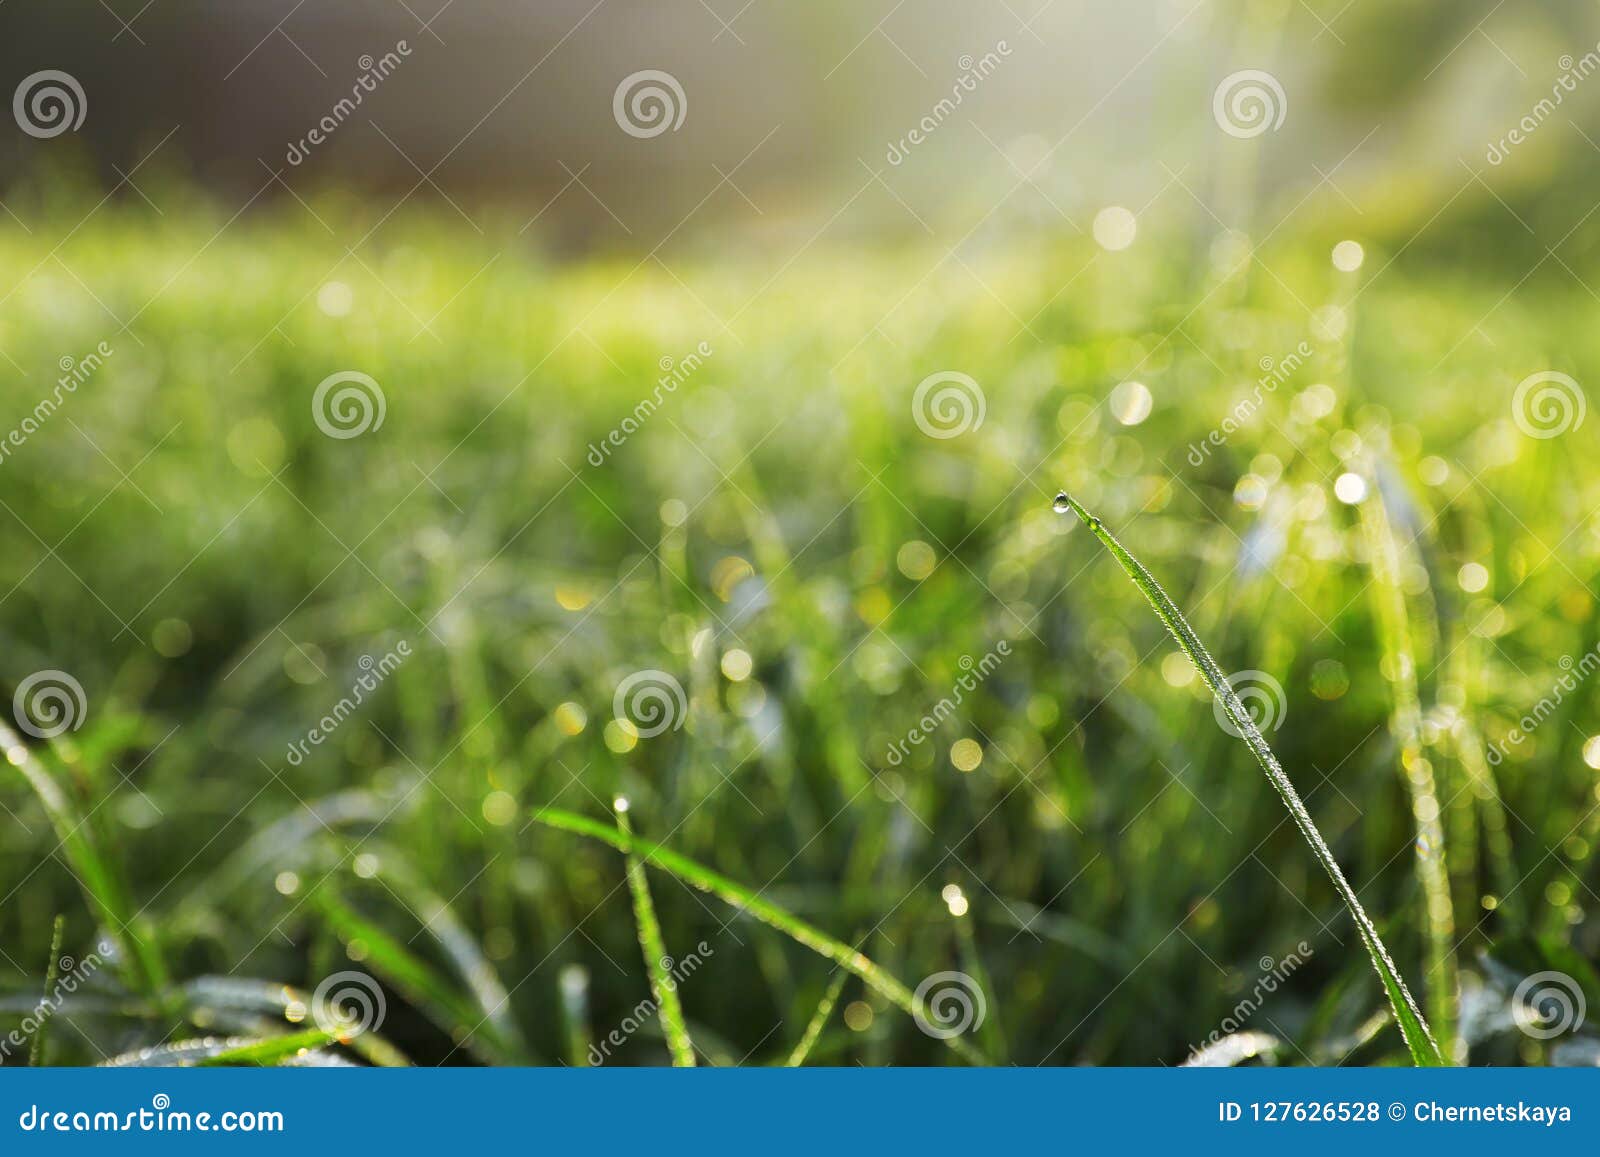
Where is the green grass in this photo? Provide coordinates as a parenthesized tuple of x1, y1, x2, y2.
(1056, 490, 1441, 1065)
(614, 798, 697, 1066)
(2, 191, 1598, 1066)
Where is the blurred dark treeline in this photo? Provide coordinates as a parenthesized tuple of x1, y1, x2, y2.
(1, 0, 1599, 266)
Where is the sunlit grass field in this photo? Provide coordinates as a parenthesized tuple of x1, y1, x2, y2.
(2, 193, 1599, 1066)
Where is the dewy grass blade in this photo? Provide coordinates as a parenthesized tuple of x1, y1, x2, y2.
(29, 915, 66, 1066)
(1355, 476, 1459, 1060)
(1, 721, 170, 1001)
(614, 797, 697, 1067)
(529, 807, 988, 1064)
(1053, 491, 1444, 1066)
(194, 1028, 339, 1067)
(784, 967, 850, 1066)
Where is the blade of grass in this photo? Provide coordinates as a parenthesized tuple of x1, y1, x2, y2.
(1, 721, 170, 1000)
(1450, 690, 1518, 907)
(528, 806, 988, 1064)
(953, 901, 1007, 1062)
(28, 915, 66, 1066)
(558, 964, 593, 1066)
(307, 887, 514, 1064)
(177, 976, 410, 1067)
(1054, 491, 1444, 1066)
(195, 1027, 338, 1066)
(356, 841, 532, 1061)
(1356, 472, 1459, 1060)
(613, 797, 696, 1067)
(784, 966, 849, 1066)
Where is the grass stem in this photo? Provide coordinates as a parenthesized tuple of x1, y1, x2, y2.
(615, 798, 697, 1067)
(1055, 490, 1443, 1066)
(1356, 477, 1459, 1059)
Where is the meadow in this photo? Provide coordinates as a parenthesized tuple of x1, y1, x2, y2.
(1, 188, 1598, 1067)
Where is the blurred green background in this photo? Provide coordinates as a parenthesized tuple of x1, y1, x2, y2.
(2, 0, 1600, 1067)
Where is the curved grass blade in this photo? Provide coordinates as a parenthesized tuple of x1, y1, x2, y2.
(614, 799, 696, 1066)
(1, 721, 169, 999)
(101, 1034, 349, 1067)
(356, 841, 531, 1060)
(1054, 491, 1443, 1066)
(308, 887, 514, 1064)
(784, 967, 849, 1066)
(529, 807, 987, 1064)
(177, 976, 409, 1067)
(195, 1027, 338, 1066)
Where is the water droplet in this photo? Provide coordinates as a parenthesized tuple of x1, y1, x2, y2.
(1052, 492, 1071, 514)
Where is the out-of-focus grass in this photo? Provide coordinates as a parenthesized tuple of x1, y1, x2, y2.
(2, 193, 1599, 1066)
